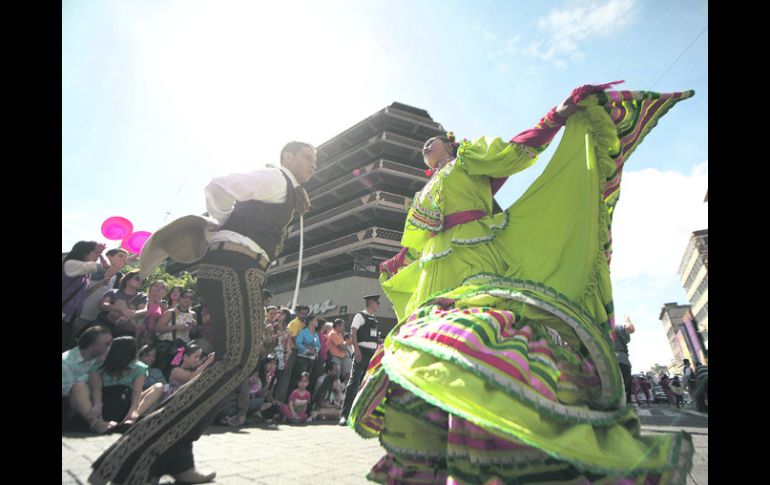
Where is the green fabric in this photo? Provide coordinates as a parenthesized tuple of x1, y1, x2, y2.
(386, 107, 618, 324)
(390, 276, 624, 411)
(360, 95, 695, 483)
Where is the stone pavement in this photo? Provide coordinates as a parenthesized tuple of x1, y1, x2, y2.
(63, 408, 707, 484)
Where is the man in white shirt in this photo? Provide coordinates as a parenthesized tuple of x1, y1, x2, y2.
(91, 142, 316, 485)
(339, 294, 380, 426)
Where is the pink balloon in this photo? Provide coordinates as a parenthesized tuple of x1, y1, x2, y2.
(122, 231, 152, 254)
(101, 217, 134, 240)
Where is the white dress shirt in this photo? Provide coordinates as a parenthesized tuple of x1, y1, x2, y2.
(63, 260, 102, 278)
(205, 166, 299, 257)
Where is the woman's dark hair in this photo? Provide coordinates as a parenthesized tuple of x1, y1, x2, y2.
(138, 344, 155, 359)
(166, 286, 184, 302)
(179, 289, 195, 300)
(99, 336, 137, 376)
(423, 135, 459, 157)
(119, 270, 141, 290)
(333, 318, 344, 329)
(105, 248, 128, 258)
(170, 343, 203, 369)
(63, 241, 98, 264)
(280, 308, 293, 323)
(304, 314, 318, 328)
(324, 359, 338, 373)
(183, 343, 202, 358)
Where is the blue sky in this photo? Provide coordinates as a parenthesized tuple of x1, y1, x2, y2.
(63, 0, 708, 371)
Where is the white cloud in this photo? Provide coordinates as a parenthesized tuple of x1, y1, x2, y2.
(610, 161, 708, 372)
(610, 161, 708, 281)
(524, 0, 637, 67)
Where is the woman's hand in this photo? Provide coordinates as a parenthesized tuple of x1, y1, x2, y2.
(555, 94, 585, 119)
(200, 352, 215, 369)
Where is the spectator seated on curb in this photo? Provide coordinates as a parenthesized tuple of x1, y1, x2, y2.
(251, 354, 281, 422)
(69, 336, 164, 434)
(310, 360, 343, 421)
(279, 372, 312, 424)
(219, 355, 281, 426)
(62, 326, 113, 432)
(137, 344, 168, 390)
(161, 344, 215, 404)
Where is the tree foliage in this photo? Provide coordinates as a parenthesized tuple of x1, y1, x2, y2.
(118, 264, 197, 292)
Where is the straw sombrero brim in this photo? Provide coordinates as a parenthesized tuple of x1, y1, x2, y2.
(139, 215, 220, 279)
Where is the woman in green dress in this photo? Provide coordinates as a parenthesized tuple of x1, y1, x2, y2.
(349, 82, 695, 484)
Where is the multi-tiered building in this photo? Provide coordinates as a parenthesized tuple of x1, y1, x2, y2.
(266, 103, 444, 331)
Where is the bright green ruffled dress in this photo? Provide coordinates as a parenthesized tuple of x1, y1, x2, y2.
(350, 89, 696, 484)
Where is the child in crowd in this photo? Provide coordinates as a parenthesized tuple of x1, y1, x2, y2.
(138, 344, 167, 390)
(279, 372, 312, 424)
(162, 344, 214, 404)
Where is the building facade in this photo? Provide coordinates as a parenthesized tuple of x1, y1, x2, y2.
(659, 302, 707, 373)
(677, 229, 708, 349)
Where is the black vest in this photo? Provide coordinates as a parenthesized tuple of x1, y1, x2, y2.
(355, 311, 379, 346)
(219, 170, 297, 259)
